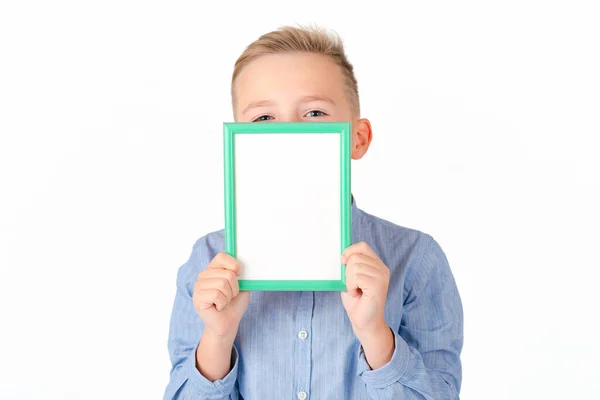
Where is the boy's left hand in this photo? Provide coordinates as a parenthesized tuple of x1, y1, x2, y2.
(341, 242, 395, 369)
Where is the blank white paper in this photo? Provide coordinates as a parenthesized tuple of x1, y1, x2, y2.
(235, 133, 340, 281)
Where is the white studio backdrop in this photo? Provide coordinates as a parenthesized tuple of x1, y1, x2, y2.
(0, 1, 598, 399)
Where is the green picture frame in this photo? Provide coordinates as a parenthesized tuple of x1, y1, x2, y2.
(223, 122, 352, 291)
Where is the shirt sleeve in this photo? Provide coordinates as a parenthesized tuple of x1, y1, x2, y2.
(163, 237, 240, 400)
(357, 236, 464, 399)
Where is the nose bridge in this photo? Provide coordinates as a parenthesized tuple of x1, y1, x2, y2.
(277, 107, 301, 122)
(279, 114, 302, 123)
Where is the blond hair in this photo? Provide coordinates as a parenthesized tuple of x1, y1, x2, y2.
(231, 25, 360, 117)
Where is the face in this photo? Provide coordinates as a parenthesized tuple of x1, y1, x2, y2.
(233, 52, 372, 160)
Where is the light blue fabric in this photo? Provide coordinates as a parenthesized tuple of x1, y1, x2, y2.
(164, 199, 463, 399)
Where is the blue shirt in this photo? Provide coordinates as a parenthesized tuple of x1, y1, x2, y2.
(164, 200, 463, 399)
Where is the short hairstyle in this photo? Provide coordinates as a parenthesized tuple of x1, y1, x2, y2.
(231, 25, 360, 117)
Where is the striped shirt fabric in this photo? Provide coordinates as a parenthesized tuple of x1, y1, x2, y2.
(164, 199, 463, 399)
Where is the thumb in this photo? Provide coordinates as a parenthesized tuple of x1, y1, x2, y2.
(231, 291, 250, 307)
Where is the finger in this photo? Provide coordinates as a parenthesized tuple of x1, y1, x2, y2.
(346, 253, 378, 268)
(195, 288, 228, 311)
(200, 268, 237, 280)
(195, 278, 233, 303)
(207, 252, 242, 275)
(353, 273, 378, 295)
(345, 261, 381, 279)
(198, 268, 238, 296)
(341, 289, 360, 300)
(346, 254, 390, 280)
(230, 274, 240, 298)
(341, 242, 378, 263)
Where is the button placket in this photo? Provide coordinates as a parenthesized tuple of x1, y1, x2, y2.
(293, 292, 313, 400)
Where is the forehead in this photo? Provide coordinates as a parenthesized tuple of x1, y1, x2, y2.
(234, 52, 347, 103)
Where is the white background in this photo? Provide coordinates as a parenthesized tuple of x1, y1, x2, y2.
(235, 133, 341, 281)
(0, 1, 598, 399)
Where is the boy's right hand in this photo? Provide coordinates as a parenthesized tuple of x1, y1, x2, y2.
(192, 252, 250, 339)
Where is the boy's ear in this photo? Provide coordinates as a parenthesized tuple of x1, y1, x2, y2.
(351, 118, 373, 160)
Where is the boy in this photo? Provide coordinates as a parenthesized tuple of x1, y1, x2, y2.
(164, 25, 463, 399)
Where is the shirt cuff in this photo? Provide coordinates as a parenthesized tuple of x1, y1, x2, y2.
(184, 340, 239, 397)
(357, 328, 410, 389)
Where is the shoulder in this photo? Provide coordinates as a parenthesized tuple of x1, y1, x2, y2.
(354, 206, 435, 266)
(355, 206, 427, 241)
(354, 207, 453, 288)
(175, 229, 225, 294)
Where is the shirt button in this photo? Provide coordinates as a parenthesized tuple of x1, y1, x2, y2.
(297, 391, 308, 400)
(298, 329, 308, 340)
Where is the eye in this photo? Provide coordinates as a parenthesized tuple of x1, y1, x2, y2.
(305, 110, 327, 118)
(252, 115, 273, 122)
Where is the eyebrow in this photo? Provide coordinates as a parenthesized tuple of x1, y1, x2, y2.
(299, 95, 337, 106)
(242, 100, 275, 115)
(241, 95, 337, 115)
